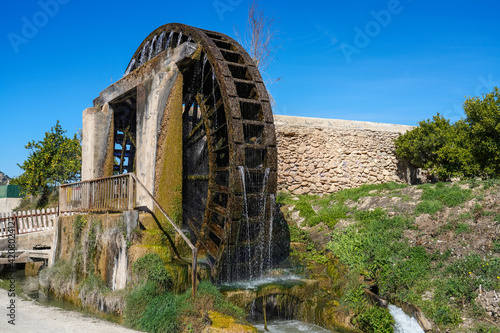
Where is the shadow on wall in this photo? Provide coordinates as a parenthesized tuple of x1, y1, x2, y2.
(396, 159, 435, 185)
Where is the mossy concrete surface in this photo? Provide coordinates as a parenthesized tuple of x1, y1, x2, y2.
(207, 311, 258, 333)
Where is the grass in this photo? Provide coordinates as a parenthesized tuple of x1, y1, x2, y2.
(283, 178, 500, 332)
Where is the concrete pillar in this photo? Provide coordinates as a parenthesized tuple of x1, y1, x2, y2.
(82, 104, 113, 180)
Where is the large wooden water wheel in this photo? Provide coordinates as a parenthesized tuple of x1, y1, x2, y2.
(126, 23, 280, 281)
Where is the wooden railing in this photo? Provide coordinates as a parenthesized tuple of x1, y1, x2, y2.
(59, 174, 135, 213)
(59, 173, 198, 298)
(0, 208, 58, 237)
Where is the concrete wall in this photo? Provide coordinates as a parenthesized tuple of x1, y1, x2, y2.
(0, 198, 21, 214)
(82, 42, 198, 210)
(274, 115, 419, 195)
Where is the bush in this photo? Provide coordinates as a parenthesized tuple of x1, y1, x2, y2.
(133, 253, 172, 291)
(354, 306, 394, 333)
(395, 87, 500, 179)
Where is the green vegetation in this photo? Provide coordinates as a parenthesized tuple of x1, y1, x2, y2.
(415, 183, 471, 216)
(354, 306, 395, 333)
(283, 178, 500, 332)
(395, 87, 500, 180)
(11, 121, 81, 207)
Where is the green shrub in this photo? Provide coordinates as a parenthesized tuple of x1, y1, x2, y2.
(138, 292, 184, 333)
(195, 281, 245, 319)
(289, 224, 309, 243)
(395, 87, 500, 179)
(293, 201, 315, 218)
(354, 306, 394, 333)
(133, 253, 172, 291)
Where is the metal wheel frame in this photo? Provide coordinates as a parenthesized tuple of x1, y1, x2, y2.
(126, 23, 277, 281)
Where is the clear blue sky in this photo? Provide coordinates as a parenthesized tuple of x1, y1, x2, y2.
(1, 0, 499, 178)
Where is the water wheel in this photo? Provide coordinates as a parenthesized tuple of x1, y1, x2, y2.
(126, 23, 279, 281)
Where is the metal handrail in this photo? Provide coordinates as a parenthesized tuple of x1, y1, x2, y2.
(128, 173, 198, 298)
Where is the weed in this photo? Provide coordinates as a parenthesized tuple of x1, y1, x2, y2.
(73, 215, 87, 239)
(455, 222, 471, 234)
(289, 224, 309, 243)
(295, 201, 316, 218)
(415, 200, 443, 215)
(492, 240, 500, 253)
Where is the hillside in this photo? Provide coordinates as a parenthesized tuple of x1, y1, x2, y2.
(0, 171, 10, 185)
(279, 180, 500, 332)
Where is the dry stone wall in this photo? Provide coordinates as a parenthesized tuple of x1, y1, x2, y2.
(274, 115, 417, 195)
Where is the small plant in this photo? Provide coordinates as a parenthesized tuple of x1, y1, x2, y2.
(73, 215, 87, 239)
(455, 222, 470, 234)
(415, 200, 443, 215)
(354, 306, 394, 333)
(133, 253, 172, 291)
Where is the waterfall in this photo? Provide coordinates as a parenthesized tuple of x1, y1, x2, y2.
(236, 166, 272, 280)
(124, 58, 136, 76)
(388, 305, 424, 333)
(201, 54, 208, 95)
(176, 31, 183, 47)
(238, 166, 252, 279)
(258, 168, 270, 275)
(165, 31, 174, 50)
(139, 40, 150, 66)
(267, 194, 275, 269)
(155, 31, 165, 55)
(148, 35, 157, 61)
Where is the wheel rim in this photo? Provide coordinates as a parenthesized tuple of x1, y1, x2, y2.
(126, 23, 278, 281)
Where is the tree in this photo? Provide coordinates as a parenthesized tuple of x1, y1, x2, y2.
(463, 87, 500, 176)
(236, 0, 281, 86)
(395, 87, 500, 180)
(12, 121, 81, 196)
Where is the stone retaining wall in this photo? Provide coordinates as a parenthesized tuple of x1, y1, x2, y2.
(274, 115, 418, 195)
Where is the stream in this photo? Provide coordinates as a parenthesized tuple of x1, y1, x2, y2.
(4, 268, 425, 332)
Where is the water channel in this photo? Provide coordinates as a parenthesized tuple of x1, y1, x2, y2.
(3, 266, 425, 332)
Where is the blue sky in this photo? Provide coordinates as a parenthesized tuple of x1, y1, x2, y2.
(1, 0, 499, 177)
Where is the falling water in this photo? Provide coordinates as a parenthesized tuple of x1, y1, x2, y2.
(165, 31, 174, 50)
(155, 31, 165, 55)
(238, 166, 252, 280)
(124, 58, 136, 76)
(388, 305, 424, 333)
(186, 36, 192, 43)
(267, 194, 276, 268)
(148, 35, 157, 61)
(236, 166, 273, 280)
(139, 40, 150, 66)
(258, 168, 270, 275)
(176, 31, 183, 47)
